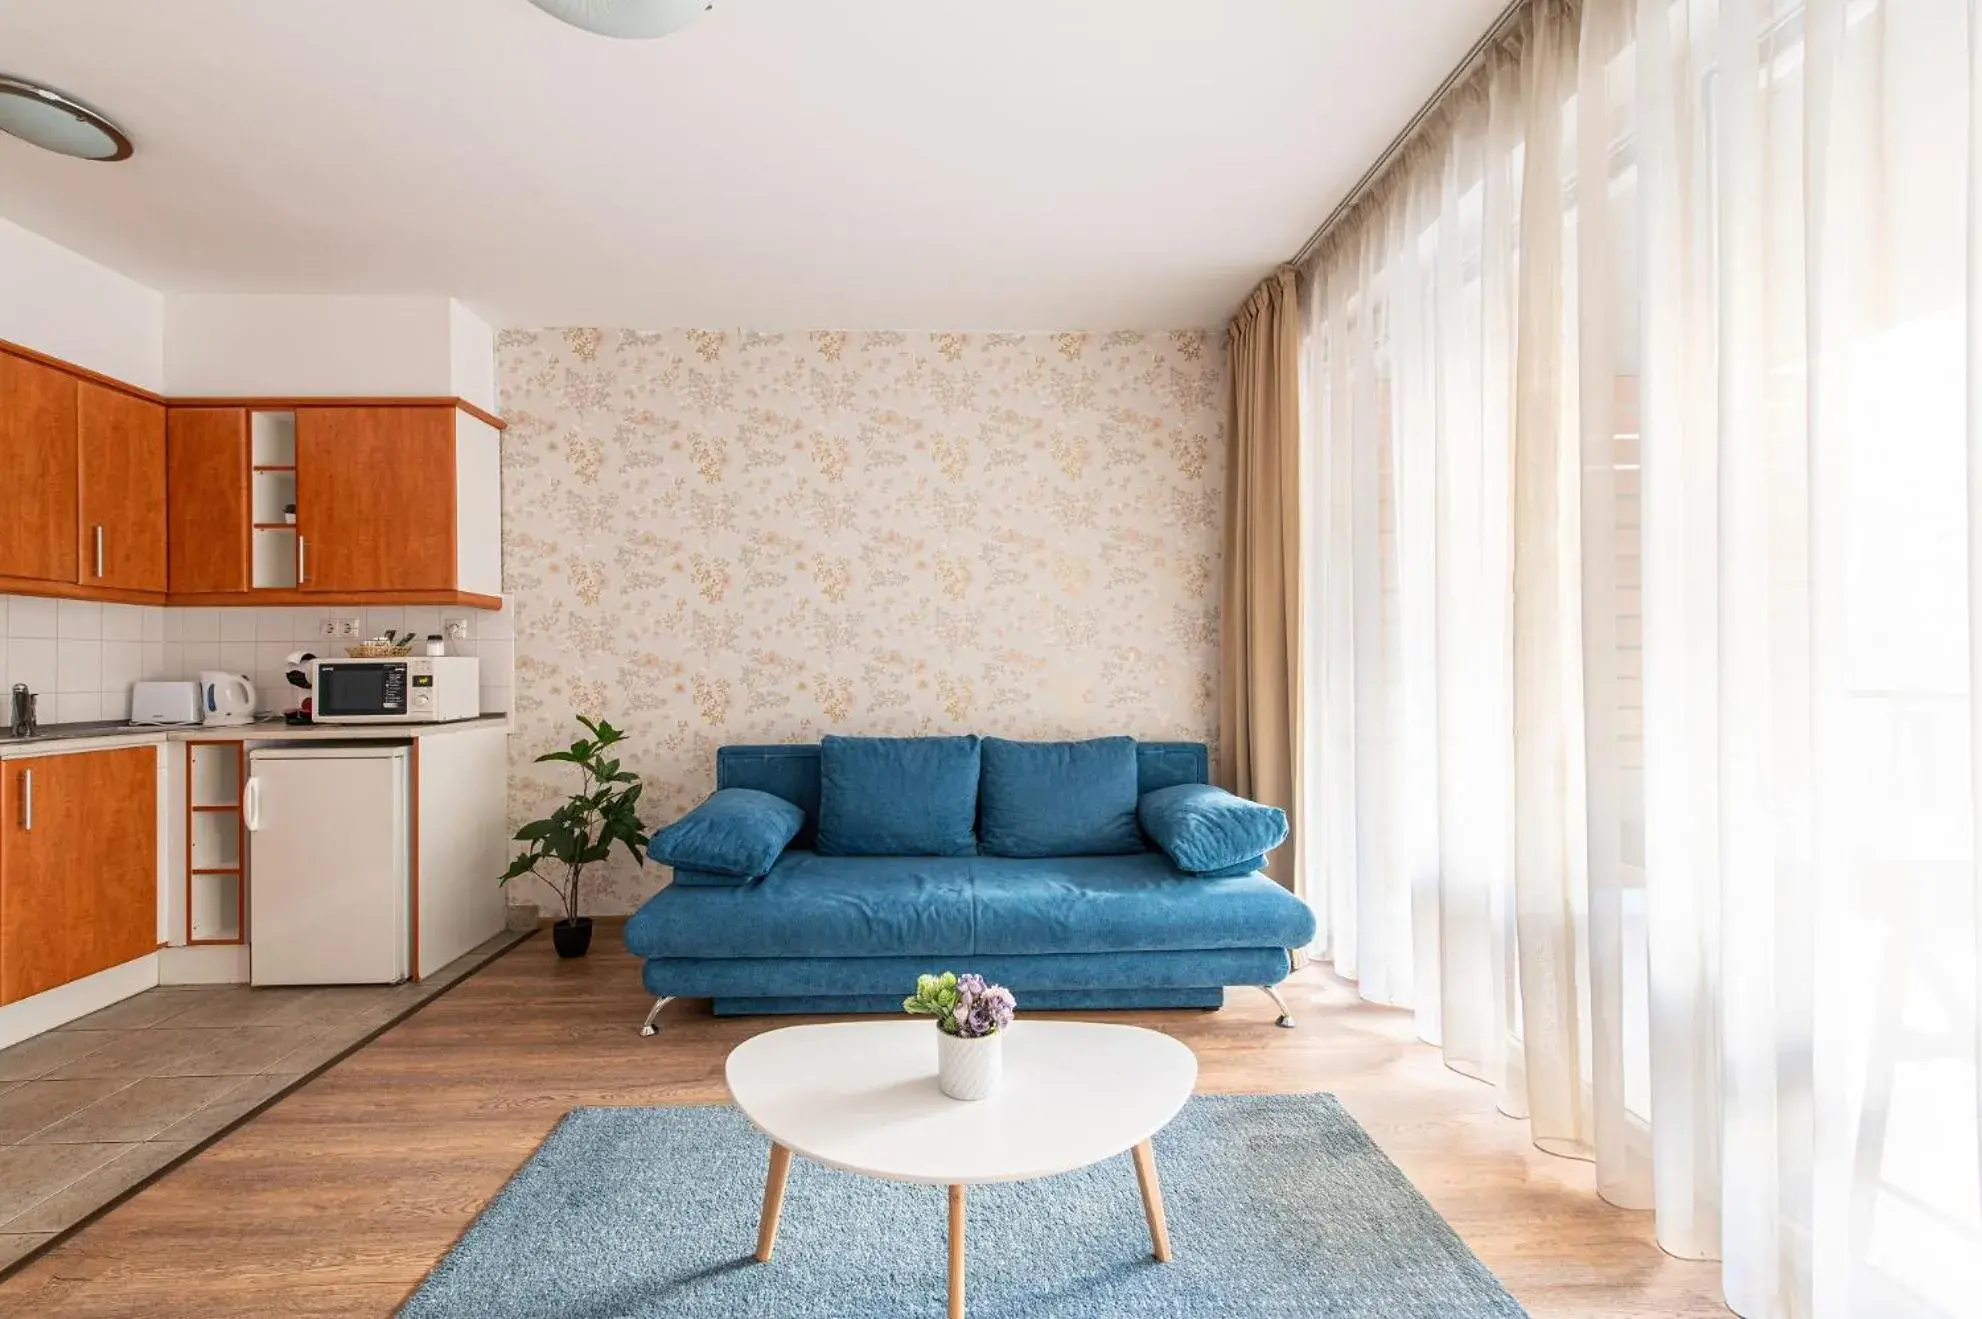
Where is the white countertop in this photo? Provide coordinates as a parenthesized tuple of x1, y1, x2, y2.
(0, 714, 511, 757)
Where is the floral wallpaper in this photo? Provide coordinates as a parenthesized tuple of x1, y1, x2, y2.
(495, 329, 1228, 915)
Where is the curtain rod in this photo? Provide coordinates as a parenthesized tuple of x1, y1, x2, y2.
(1290, 0, 1532, 270)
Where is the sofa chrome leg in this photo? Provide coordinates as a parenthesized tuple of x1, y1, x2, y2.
(1260, 985, 1295, 1028)
(640, 996, 675, 1037)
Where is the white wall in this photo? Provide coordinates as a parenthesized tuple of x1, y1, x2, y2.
(163, 294, 460, 397)
(0, 215, 164, 390)
(449, 300, 496, 412)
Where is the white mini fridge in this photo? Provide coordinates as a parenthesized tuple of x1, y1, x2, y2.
(246, 744, 412, 985)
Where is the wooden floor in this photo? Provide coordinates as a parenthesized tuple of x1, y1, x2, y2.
(0, 928, 1730, 1317)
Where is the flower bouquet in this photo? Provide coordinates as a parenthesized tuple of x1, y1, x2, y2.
(904, 971, 1016, 1101)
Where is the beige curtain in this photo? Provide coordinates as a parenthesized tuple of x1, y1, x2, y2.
(1220, 266, 1303, 893)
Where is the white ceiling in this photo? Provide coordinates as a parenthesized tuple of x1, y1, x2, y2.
(0, 0, 1502, 330)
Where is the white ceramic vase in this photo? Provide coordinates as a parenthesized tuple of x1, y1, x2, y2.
(936, 1027, 1003, 1101)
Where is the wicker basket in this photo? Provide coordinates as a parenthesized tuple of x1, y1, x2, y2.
(346, 642, 415, 658)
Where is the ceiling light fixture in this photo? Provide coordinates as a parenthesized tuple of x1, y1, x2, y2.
(527, 0, 713, 39)
(0, 74, 131, 161)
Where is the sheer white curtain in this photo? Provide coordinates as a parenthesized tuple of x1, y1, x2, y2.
(1299, 0, 1982, 1314)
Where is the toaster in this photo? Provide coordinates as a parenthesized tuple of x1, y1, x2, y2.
(129, 680, 202, 727)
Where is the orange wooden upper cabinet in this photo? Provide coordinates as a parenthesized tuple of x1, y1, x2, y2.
(0, 351, 80, 585)
(77, 383, 168, 592)
(295, 407, 457, 592)
(0, 746, 158, 1006)
(164, 402, 501, 603)
(166, 407, 252, 594)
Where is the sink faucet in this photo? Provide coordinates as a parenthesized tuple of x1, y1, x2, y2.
(10, 684, 37, 739)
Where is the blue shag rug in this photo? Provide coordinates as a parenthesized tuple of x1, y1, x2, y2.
(400, 1094, 1528, 1318)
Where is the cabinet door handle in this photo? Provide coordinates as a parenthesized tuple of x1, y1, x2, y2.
(243, 776, 262, 832)
(297, 534, 307, 585)
(93, 526, 104, 579)
(21, 768, 31, 831)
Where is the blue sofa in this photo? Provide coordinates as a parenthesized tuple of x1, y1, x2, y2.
(623, 739, 1315, 1032)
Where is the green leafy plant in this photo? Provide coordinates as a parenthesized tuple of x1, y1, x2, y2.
(904, 972, 964, 1032)
(501, 715, 648, 925)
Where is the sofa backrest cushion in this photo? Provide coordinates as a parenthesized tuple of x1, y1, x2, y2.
(717, 739, 1210, 850)
(815, 734, 982, 857)
(978, 736, 1144, 858)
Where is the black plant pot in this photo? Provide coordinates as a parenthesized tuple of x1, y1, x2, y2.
(552, 917, 594, 959)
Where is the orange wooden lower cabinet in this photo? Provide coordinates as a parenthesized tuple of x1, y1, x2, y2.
(0, 746, 159, 1005)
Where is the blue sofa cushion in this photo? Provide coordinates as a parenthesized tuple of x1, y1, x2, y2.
(978, 736, 1142, 858)
(717, 745, 822, 848)
(640, 948, 1293, 1000)
(1138, 784, 1289, 875)
(969, 853, 1315, 954)
(714, 741, 1211, 849)
(625, 852, 976, 959)
(647, 788, 803, 879)
(815, 734, 981, 857)
(667, 867, 756, 889)
(1190, 855, 1267, 879)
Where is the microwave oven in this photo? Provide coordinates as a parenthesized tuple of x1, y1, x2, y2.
(310, 656, 481, 724)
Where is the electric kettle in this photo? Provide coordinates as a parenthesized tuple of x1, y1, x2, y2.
(198, 671, 257, 726)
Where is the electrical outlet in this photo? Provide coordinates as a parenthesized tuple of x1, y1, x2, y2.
(333, 616, 362, 639)
(318, 617, 341, 639)
(443, 617, 470, 641)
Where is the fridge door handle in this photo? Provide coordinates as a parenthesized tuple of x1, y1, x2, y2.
(243, 776, 262, 832)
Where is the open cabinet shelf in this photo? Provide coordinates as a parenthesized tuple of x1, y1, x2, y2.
(186, 741, 246, 945)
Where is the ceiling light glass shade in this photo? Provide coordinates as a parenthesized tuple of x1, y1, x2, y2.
(0, 76, 131, 161)
(527, 0, 712, 38)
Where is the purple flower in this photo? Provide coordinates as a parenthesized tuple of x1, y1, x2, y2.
(948, 973, 1016, 1038)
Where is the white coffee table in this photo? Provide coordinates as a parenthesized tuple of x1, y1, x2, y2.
(725, 1019, 1198, 1318)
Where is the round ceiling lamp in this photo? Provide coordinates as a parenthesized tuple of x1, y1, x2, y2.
(527, 0, 713, 38)
(0, 75, 131, 161)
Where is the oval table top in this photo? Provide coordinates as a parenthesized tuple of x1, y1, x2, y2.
(725, 1020, 1198, 1186)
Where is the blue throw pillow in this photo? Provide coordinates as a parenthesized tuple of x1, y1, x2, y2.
(979, 736, 1142, 858)
(648, 788, 804, 878)
(815, 735, 981, 857)
(1138, 784, 1288, 875)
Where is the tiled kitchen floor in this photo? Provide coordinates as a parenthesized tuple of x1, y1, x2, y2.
(0, 929, 528, 1272)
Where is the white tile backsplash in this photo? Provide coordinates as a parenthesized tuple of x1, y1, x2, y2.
(102, 603, 145, 641)
(57, 639, 102, 694)
(56, 599, 101, 639)
(102, 640, 145, 694)
(10, 596, 59, 639)
(0, 595, 512, 721)
(10, 638, 58, 698)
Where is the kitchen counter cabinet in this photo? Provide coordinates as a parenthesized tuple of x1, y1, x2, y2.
(0, 746, 158, 1005)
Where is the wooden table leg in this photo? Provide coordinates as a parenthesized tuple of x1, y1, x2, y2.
(948, 1183, 966, 1318)
(755, 1143, 792, 1262)
(1132, 1140, 1173, 1262)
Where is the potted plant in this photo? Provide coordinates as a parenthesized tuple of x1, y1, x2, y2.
(501, 715, 649, 957)
(904, 971, 1016, 1101)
